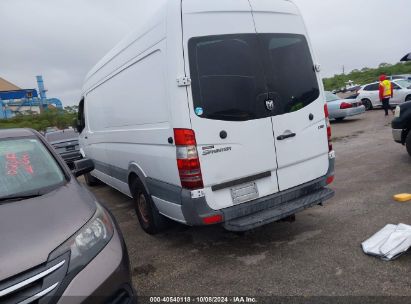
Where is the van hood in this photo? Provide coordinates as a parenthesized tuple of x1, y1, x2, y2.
(0, 181, 96, 281)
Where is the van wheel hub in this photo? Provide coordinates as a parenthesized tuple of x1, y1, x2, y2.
(137, 194, 150, 223)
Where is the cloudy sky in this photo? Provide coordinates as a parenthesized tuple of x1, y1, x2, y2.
(0, 0, 410, 106)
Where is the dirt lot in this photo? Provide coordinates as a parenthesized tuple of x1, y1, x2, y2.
(83, 110, 411, 298)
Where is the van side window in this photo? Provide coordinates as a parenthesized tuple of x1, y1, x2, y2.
(77, 99, 85, 133)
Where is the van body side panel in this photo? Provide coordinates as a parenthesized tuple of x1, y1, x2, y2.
(84, 6, 168, 93)
(82, 16, 181, 198)
(91, 42, 179, 190)
(249, 0, 330, 191)
(182, 0, 280, 211)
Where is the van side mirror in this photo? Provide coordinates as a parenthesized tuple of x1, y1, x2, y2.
(72, 158, 94, 177)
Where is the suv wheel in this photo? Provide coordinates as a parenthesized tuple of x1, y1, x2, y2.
(406, 95, 411, 102)
(131, 179, 169, 235)
(362, 99, 373, 111)
(406, 131, 411, 157)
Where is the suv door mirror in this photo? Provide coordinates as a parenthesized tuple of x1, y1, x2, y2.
(72, 158, 94, 177)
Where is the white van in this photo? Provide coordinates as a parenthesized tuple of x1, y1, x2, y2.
(77, 0, 335, 234)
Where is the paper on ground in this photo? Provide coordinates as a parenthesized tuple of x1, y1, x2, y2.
(362, 224, 411, 261)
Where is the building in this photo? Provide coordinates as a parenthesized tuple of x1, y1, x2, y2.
(0, 77, 21, 91)
(0, 76, 63, 119)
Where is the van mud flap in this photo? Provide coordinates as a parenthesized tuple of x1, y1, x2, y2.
(223, 187, 334, 232)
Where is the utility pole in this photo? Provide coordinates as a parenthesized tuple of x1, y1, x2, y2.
(342, 65, 345, 75)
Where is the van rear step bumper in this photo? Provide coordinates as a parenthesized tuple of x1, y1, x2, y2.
(223, 187, 334, 232)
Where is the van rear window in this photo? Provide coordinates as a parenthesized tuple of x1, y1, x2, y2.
(188, 34, 320, 121)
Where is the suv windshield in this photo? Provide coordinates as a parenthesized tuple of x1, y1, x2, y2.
(188, 33, 319, 121)
(0, 137, 65, 199)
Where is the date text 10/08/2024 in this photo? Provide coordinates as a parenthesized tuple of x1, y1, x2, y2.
(149, 297, 258, 303)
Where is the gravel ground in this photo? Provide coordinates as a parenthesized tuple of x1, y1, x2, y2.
(83, 109, 411, 300)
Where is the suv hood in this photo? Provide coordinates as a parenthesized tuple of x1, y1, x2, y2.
(0, 181, 96, 281)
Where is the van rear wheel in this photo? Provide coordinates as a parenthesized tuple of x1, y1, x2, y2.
(131, 179, 169, 235)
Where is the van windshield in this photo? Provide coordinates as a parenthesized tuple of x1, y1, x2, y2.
(188, 33, 319, 121)
(0, 138, 65, 200)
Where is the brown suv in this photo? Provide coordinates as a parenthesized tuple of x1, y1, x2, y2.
(0, 129, 135, 304)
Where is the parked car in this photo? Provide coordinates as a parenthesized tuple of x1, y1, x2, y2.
(77, 0, 335, 235)
(392, 53, 411, 156)
(45, 129, 82, 169)
(0, 129, 135, 303)
(325, 91, 365, 121)
(357, 79, 411, 110)
(392, 103, 411, 156)
(388, 75, 411, 81)
(45, 126, 59, 134)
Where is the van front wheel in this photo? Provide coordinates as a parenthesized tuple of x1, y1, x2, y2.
(131, 180, 169, 235)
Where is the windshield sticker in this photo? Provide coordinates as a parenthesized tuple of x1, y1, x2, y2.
(195, 107, 204, 116)
(6, 153, 34, 176)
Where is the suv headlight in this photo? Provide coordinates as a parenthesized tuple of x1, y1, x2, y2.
(394, 106, 401, 118)
(49, 203, 114, 273)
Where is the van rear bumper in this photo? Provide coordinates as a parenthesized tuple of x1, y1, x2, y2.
(181, 174, 334, 230)
(222, 186, 334, 231)
(148, 156, 335, 230)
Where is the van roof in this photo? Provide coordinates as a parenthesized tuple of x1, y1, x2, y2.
(83, 0, 299, 94)
(84, 1, 171, 86)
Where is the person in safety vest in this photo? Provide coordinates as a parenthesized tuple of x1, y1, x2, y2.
(379, 74, 394, 116)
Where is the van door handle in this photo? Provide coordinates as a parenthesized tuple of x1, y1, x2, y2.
(277, 133, 296, 140)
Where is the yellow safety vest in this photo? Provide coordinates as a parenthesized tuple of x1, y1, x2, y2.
(380, 80, 392, 98)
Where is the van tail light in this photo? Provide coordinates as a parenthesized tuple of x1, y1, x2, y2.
(202, 214, 223, 225)
(324, 104, 333, 152)
(174, 129, 204, 190)
(340, 102, 353, 109)
(326, 175, 335, 185)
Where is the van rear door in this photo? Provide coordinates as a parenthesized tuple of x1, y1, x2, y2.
(249, 0, 330, 191)
(182, 0, 279, 210)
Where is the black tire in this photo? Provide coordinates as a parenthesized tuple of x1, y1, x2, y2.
(362, 99, 373, 111)
(335, 117, 345, 121)
(84, 172, 102, 186)
(406, 95, 411, 102)
(406, 132, 411, 157)
(130, 179, 169, 235)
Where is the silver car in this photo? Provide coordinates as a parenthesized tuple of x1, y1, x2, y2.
(325, 91, 365, 121)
